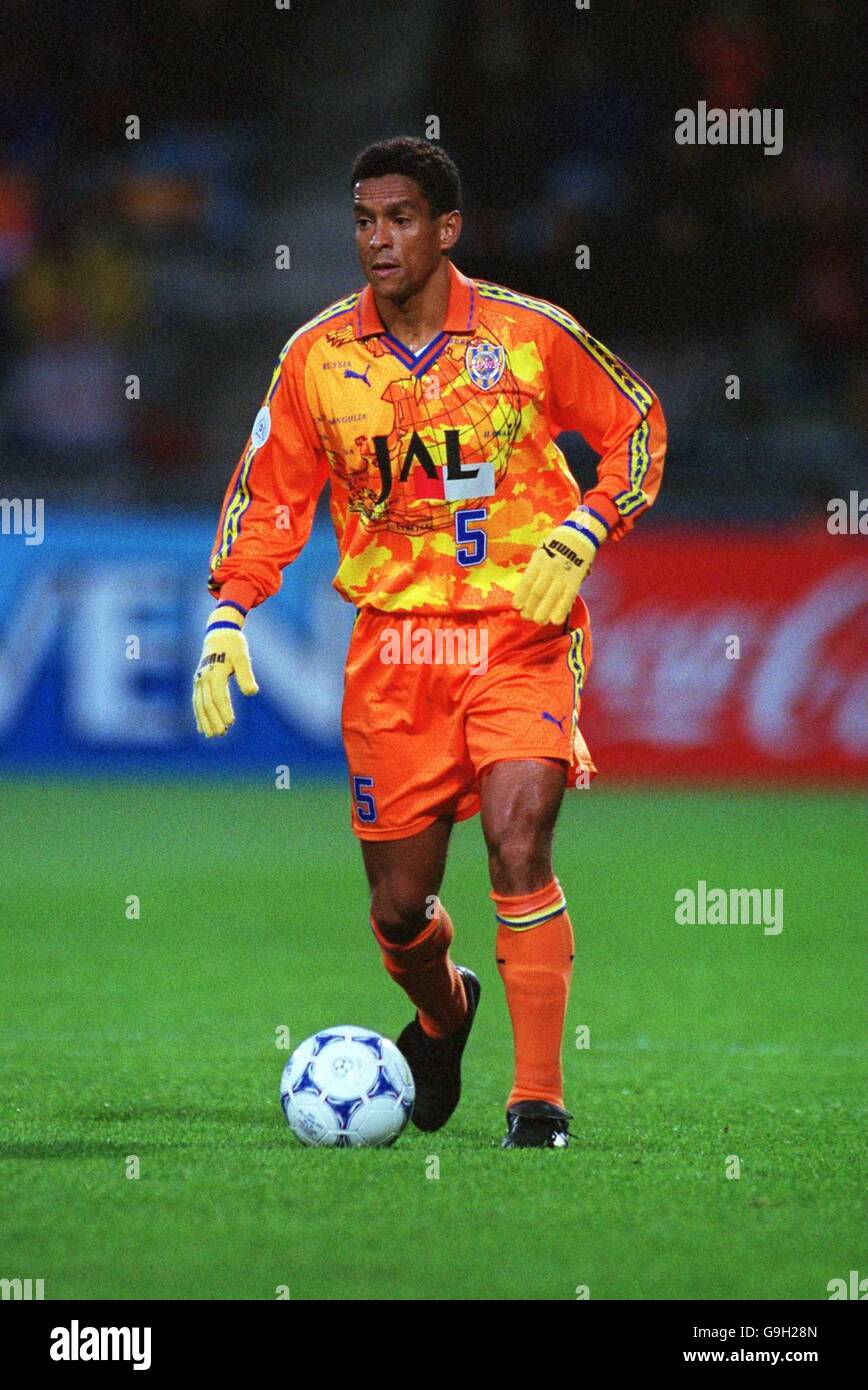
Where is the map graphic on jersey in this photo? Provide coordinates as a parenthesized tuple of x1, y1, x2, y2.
(208, 261, 666, 615)
(341, 330, 521, 536)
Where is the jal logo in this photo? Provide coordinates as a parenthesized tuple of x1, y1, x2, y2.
(371, 429, 494, 505)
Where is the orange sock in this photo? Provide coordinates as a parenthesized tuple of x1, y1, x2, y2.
(491, 878, 574, 1110)
(371, 902, 468, 1039)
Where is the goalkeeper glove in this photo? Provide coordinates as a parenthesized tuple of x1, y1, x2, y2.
(192, 603, 259, 737)
(514, 506, 609, 626)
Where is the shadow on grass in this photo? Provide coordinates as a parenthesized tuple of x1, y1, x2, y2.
(0, 1108, 287, 1160)
(84, 1105, 269, 1124)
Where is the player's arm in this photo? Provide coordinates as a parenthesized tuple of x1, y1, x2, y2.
(193, 343, 328, 737)
(514, 319, 666, 626)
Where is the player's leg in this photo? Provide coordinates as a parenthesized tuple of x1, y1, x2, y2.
(343, 611, 486, 1131)
(363, 814, 464, 1032)
(480, 758, 576, 1149)
(362, 819, 481, 1132)
(462, 609, 591, 1146)
(362, 813, 452, 941)
(481, 756, 565, 897)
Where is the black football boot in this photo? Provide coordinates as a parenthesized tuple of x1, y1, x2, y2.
(502, 1100, 573, 1149)
(396, 966, 481, 1132)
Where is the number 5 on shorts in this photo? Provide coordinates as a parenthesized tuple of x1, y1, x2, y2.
(352, 775, 377, 823)
(455, 508, 488, 568)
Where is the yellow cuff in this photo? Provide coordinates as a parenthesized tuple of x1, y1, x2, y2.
(208, 604, 246, 630)
(565, 507, 609, 551)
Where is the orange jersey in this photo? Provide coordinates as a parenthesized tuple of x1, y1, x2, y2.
(208, 260, 666, 614)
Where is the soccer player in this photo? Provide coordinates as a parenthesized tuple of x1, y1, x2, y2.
(193, 138, 665, 1149)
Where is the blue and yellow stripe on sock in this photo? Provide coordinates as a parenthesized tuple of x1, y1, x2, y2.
(494, 882, 567, 932)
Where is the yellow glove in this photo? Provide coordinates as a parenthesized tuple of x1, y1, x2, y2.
(514, 506, 609, 626)
(192, 604, 259, 737)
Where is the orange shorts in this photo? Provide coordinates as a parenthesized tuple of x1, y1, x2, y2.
(342, 607, 596, 840)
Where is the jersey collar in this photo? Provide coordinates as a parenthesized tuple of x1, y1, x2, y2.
(354, 260, 478, 341)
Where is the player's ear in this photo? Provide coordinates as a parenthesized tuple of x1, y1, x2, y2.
(440, 209, 461, 254)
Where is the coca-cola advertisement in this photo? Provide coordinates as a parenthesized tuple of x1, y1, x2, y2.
(581, 529, 867, 783)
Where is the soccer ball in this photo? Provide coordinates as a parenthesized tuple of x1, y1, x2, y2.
(280, 1026, 415, 1148)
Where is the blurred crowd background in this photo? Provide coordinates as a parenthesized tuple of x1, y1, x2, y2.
(0, 0, 865, 521)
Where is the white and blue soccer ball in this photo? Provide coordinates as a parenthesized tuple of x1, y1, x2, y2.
(280, 1026, 415, 1148)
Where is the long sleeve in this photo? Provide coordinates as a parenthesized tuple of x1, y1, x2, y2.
(543, 317, 666, 539)
(207, 342, 328, 610)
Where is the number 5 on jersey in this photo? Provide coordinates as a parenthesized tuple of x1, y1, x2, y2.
(455, 508, 488, 568)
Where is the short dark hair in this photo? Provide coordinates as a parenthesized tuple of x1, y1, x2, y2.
(351, 137, 462, 217)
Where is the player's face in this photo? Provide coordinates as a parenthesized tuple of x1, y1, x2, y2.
(353, 175, 456, 302)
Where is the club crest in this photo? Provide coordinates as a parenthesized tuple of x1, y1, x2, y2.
(465, 339, 506, 390)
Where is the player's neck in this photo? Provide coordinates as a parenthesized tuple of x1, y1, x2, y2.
(374, 258, 451, 354)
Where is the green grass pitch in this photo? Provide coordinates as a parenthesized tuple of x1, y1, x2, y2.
(0, 778, 864, 1301)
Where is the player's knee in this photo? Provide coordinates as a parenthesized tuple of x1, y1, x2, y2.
(487, 825, 553, 896)
(370, 881, 434, 945)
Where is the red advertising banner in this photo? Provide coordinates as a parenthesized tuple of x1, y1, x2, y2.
(579, 528, 867, 783)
